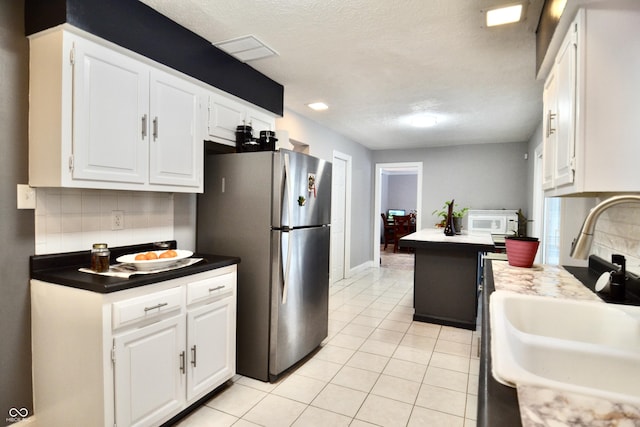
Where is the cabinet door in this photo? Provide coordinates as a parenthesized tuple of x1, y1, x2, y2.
(149, 70, 203, 189)
(72, 36, 149, 183)
(114, 315, 186, 427)
(247, 107, 276, 135)
(186, 296, 236, 402)
(207, 93, 245, 144)
(553, 23, 577, 188)
(542, 69, 557, 190)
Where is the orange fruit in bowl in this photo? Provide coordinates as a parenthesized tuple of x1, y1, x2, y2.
(159, 250, 178, 258)
(134, 253, 147, 261)
(145, 252, 158, 260)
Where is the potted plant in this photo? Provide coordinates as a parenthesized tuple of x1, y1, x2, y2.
(432, 201, 468, 234)
(505, 210, 539, 268)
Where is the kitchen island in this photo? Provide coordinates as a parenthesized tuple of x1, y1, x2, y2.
(399, 228, 494, 330)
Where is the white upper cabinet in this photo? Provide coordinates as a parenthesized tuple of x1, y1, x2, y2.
(149, 70, 203, 188)
(542, 68, 557, 190)
(543, 7, 640, 196)
(542, 20, 577, 191)
(28, 27, 204, 193)
(207, 94, 246, 143)
(72, 35, 150, 184)
(207, 91, 276, 146)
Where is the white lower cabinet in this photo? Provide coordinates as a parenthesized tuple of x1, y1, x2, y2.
(114, 315, 186, 427)
(186, 296, 236, 401)
(31, 265, 237, 427)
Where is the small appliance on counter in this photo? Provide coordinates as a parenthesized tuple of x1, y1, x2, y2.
(235, 125, 278, 152)
(467, 209, 519, 251)
(235, 124, 259, 152)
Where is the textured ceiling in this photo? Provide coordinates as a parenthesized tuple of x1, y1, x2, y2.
(139, 0, 545, 150)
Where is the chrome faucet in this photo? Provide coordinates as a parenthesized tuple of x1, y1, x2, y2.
(570, 195, 640, 259)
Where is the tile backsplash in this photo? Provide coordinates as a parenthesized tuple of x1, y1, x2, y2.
(591, 204, 640, 275)
(35, 188, 174, 255)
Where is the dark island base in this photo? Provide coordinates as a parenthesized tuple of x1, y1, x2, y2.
(413, 313, 476, 330)
(412, 246, 486, 330)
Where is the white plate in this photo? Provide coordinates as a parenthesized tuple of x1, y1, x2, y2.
(116, 249, 193, 271)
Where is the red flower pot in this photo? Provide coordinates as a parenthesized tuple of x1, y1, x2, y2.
(505, 237, 540, 268)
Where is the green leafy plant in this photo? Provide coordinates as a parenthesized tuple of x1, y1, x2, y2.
(432, 201, 468, 227)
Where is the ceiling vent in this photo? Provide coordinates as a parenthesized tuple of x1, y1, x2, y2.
(213, 35, 278, 62)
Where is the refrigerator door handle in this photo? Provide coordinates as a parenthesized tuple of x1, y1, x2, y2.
(282, 230, 293, 304)
(282, 152, 294, 305)
(283, 152, 294, 228)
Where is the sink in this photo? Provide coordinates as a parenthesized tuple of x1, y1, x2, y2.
(490, 291, 640, 404)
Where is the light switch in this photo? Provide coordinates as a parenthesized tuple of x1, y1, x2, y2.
(17, 184, 36, 209)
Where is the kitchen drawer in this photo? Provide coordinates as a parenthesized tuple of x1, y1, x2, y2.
(187, 273, 235, 306)
(112, 286, 183, 330)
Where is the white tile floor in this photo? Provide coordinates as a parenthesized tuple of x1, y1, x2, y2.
(176, 265, 479, 427)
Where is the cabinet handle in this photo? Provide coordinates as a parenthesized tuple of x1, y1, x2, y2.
(546, 110, 556, 137)
(208, 285, 225, 293)
(144, 302, 168, 312)
(179, 351, 186, 374)
(141, 114, 147, 139)
(152, 117, 158, 140)
(191, 345, 197, 367)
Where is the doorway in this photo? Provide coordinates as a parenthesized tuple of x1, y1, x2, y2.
(331, 151, 351, 283)
(373, 162, 423, 266)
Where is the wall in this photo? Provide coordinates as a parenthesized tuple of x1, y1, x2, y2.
(277, 109, 374, 270)
(373, 142, 529, 230)
(0, 1, 34, 423)
(34, 188, 174, 254)
(383, 174, 418, 214)
(591, 202, 640, 276)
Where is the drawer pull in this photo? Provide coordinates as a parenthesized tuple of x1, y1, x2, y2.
(208, 285, 225, 293)
(144, 302, 168, 312)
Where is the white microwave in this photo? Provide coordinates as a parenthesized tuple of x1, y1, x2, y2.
(467, 210, 518, 235)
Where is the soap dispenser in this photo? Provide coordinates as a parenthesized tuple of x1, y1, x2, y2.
(610, 254, 626, 301)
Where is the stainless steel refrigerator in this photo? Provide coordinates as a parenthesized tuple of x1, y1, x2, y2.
(197, 149, 332, 382)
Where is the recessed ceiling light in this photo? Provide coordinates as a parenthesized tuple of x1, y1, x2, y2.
(486, 4, 524, 27)
(410, 115, 438, 128)
(308, 102, 329, 111)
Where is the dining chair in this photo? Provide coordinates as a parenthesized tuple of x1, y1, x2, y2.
(393, 214, 413, 253)
(381, 213, 396, 250)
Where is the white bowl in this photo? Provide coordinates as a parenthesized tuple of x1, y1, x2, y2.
(116, 249, 193, 271)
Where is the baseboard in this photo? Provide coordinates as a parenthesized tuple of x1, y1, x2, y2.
(348, 260, 374, 277)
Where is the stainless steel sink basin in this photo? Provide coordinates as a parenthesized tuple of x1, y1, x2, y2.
(490, 291, 640, 404)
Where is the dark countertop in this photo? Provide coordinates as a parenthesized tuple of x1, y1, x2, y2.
(478, 260, 522, 427)
(30, 241, 240, 293)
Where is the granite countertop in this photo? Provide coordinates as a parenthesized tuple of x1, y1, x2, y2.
(400, 228, 494, 249)
(30, 241, 240, 293)
(482, 260, 640, 426)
